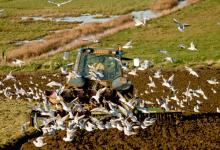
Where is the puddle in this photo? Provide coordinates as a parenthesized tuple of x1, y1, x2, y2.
(15, 38, 44, 45)
(20, 1, 187, 24)
(131, 0, 187, 20)
(21, 14, 117, 24)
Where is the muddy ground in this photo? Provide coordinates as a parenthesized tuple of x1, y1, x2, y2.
(0, 67, 220, 149)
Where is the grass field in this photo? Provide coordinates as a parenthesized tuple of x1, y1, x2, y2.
(0, 0, 155, 58)
(0, 99, 32, 147)
(1, 0, 219, 72)
(0, 0, 154, 17)
(96, 0, 220, 66)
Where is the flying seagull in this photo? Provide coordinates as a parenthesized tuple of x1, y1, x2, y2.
(188, 42, 197, 51)
(122, 41, 132, 49)
(173, 18, 190, 32)
(48, 0, 72, 7)
(134, 17, 148, 27)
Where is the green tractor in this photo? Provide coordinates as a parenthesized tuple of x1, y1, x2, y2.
(59, 47, 133, 104)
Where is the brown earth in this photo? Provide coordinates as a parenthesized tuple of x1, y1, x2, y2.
(0, 67, 220, 149)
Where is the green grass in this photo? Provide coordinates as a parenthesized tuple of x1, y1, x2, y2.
(0, 18, 78, 52)
(0, 0, 154, 17)
(0, 0, 220, 73)
(0, 99, 32, 146)
(0, 0, 154, 57)
(95, 0, 220, 65)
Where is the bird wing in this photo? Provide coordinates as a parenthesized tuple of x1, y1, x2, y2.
(134, 18, 143, 25)
(60, 0, 72, 5)
(48, 0, 57, 5)
(173, 18, 180, 24)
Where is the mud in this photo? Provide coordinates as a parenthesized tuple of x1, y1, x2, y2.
(1, 67, 220, 149)
(20, 113, 220, 150)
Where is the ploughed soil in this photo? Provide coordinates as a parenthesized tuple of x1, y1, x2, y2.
(0, 66, 220, 149)
(20, 114, 220, 150)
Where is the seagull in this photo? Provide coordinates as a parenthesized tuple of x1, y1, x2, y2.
(185, 66, 199, 77)
(122, 41, 132, 49)
(194, 105, 200, 113)
(207, 78, 219, 85)
(188, 42, 197, 51)
(128, 69, 138, 76)
(178, 44, 186, 49)
(153, 70, 162, 78)
(12, 59, 25, 67)
(159, 49, 168, 55)
(134, 17, 148, 27)
(217, 107, 220, 113)
(60, 67, 68, 75)
(164, 57, 175, 63)
(173, 18, 190, 32)
(147, 76, 156, 88)
(48, 0, 72, 7)
(91, 87, 106, 103)
(33, 136, 47, 147)
(3, 71, 16, 81)
(47, 81, 62, 87)
(63, 128, 76, 142)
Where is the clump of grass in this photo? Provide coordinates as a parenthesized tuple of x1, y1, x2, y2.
(6, 15, 132, 61)
(151, 0, 178, 11)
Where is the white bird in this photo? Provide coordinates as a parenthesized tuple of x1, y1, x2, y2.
(33, 136, 47, 147)
(12, 59, 25, 67)
(194, 105, 200, 113)
(141, 117, 156, 129)
(153, 70, 162, 78)
(3, 71, 16, 81)
(61, 67, 68, 75)
(134, 17, 148, 27)
(48, 0, 72, 7)
(188, 42, 197, 51)
(147, 76, 156, 88)
(85, 121, 96, 132)
(164, 57, 175, 63)
(211, 88, 217, 94)
(128, 69, 138, 76)
(47, 81, 62, 87)
(173, 18, 190, 32)
(122, 41, 132, 49)
(178, 44, 186, 49)
(207, 78, 219, 85)
(159, 49, 168, 55)
(91, 87, 106, 103)
(185, 66, 199, 77)
(217, 107, 220, 113)
(63, 128, 76, 142)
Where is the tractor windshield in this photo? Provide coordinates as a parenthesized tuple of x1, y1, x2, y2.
(78, 54, 121, 80)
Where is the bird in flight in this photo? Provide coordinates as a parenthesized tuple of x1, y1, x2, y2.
(48, 0, 72, 7)
(173, 18, 190, 32)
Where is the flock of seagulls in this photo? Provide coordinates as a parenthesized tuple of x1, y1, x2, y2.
(28, 82, 157, 147)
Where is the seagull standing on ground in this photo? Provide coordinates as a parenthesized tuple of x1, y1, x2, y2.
(33, 136, 47, 147)
(12, 59, 25, 67)
(48, 0, 72, 7)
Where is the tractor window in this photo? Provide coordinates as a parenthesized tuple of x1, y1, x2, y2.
(84, 55, 121, 80)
